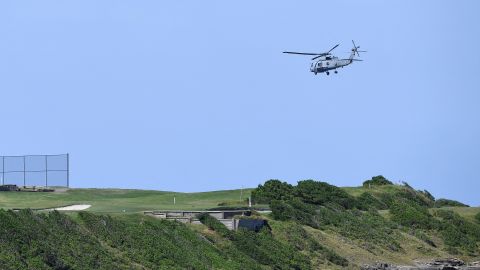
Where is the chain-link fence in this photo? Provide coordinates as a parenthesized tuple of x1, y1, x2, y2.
(0, 154, 69, 188)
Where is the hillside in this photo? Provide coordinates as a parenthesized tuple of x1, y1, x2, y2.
(1, 178, 479, 269)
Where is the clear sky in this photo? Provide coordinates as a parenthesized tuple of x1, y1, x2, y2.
(1, 1, 479, 205)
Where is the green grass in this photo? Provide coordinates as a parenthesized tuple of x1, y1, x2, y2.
(0, 188, 253, 214)
(437, 207, 480, 222)
(342, 184, 405, 197)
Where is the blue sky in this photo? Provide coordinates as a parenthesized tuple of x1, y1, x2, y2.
(1, 1, 479, 205)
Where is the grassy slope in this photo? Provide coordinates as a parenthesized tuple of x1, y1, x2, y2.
(0, 188, 253, 213)
(2, 185, 479, 268)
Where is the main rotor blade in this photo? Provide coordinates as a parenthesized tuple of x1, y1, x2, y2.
(283, 51, 324, 56)
(327, 44, 340, 53)
(342, 59, 363, 61)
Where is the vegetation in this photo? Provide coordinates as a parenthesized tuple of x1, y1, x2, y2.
(390, 200, 436, 230)
(435, 198, 469, 208)
(258, 178, 479, 259)
(434, 209, 480, 254)
(362, 175, 393, 187)
(1, 178, 479, 269)
(251, 179, 294, 204)
(198, 213, 311, 269)
(0, 209, 132, 270)
(295, 180, 357, 209)
(356, 192, 388, 210)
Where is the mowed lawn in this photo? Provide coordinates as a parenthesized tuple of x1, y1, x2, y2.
(0, 188, 253, 213)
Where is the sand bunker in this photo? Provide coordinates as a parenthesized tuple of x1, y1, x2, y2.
(53, 204, 91, 211)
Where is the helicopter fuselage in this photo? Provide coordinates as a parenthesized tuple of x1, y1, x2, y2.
(310, 57, 352, 75)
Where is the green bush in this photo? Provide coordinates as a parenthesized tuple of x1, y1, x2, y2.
(251, 179, 294, 204)
(271, 222, 348, 267)
(475, 212, 480, 224)
(270, 199, 318, 228)
(434, 210, 480, 253)
(295, 180, 357, 209)
(198, 212, 234, 239)
(0, 209, 130, 270)
(362, 175, 393, 187)
(234, 228, 311, 270)
(390, 200, 436, 230)
(420, 189, 435, 201)
(198, 213, 311, 269)
(434, 199, 469, 208)
(319, 208, 401, 252)
(378, 187, 434, 208)
(356, 192, 388, 210)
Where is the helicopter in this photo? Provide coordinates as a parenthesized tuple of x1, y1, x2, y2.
(283, 40, 366, 75)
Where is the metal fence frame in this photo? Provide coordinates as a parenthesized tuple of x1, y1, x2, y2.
(1, 154, 69, 188)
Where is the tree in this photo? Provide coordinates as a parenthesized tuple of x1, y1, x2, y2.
(362, 175, 393, 187)
(251, 179, 294, 204)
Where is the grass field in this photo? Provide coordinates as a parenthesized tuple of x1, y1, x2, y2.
(1, 185, 477, 218)
(0, 188, 253, 213)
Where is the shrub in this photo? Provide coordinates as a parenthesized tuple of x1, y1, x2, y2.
(251, 179, 294, 204)
(356, 192, 388, 210)
(475, 212, 480, 224)
(234, 228, 312, 270)
(434, 199, 469, 208)
(390, 200, 436, 230)
(362, 175, 393, 187)
(271, 222, 348, 267)
(295, 180, 357, 209)
(379, 188, 434, 208)
(420, 189, 435, 201)
(270, 199, 318, 228)
(0, 209, 130, 270)
(198, 213, 311, 269)
(198, 212, 234, 239)
(434, 210, 480, 253)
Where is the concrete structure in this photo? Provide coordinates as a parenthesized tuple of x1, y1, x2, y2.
(144, 210, 251, 230)
(0, 184, 19, 191)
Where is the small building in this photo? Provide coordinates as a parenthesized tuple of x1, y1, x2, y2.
(237, 219, 270, 232)
(0, 185, 19, 192)
(144, 210, 252, 230)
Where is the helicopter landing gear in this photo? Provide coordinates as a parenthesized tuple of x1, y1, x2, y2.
(334, 70, 338, 74)
(326, 71, 330, 75)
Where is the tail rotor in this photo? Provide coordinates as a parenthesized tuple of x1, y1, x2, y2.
(351, 40, 367, 57)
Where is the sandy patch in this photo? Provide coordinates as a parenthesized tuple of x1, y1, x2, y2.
(54, 204, 91, 211)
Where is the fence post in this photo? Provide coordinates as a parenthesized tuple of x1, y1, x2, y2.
(67, 153, 69, 188)
(45, 155, 48, 188)
(2, 156, 4, 185)
(23, 156, 26, 187)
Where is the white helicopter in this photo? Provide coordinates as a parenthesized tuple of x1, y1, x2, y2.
(283, 40, 365, 75)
